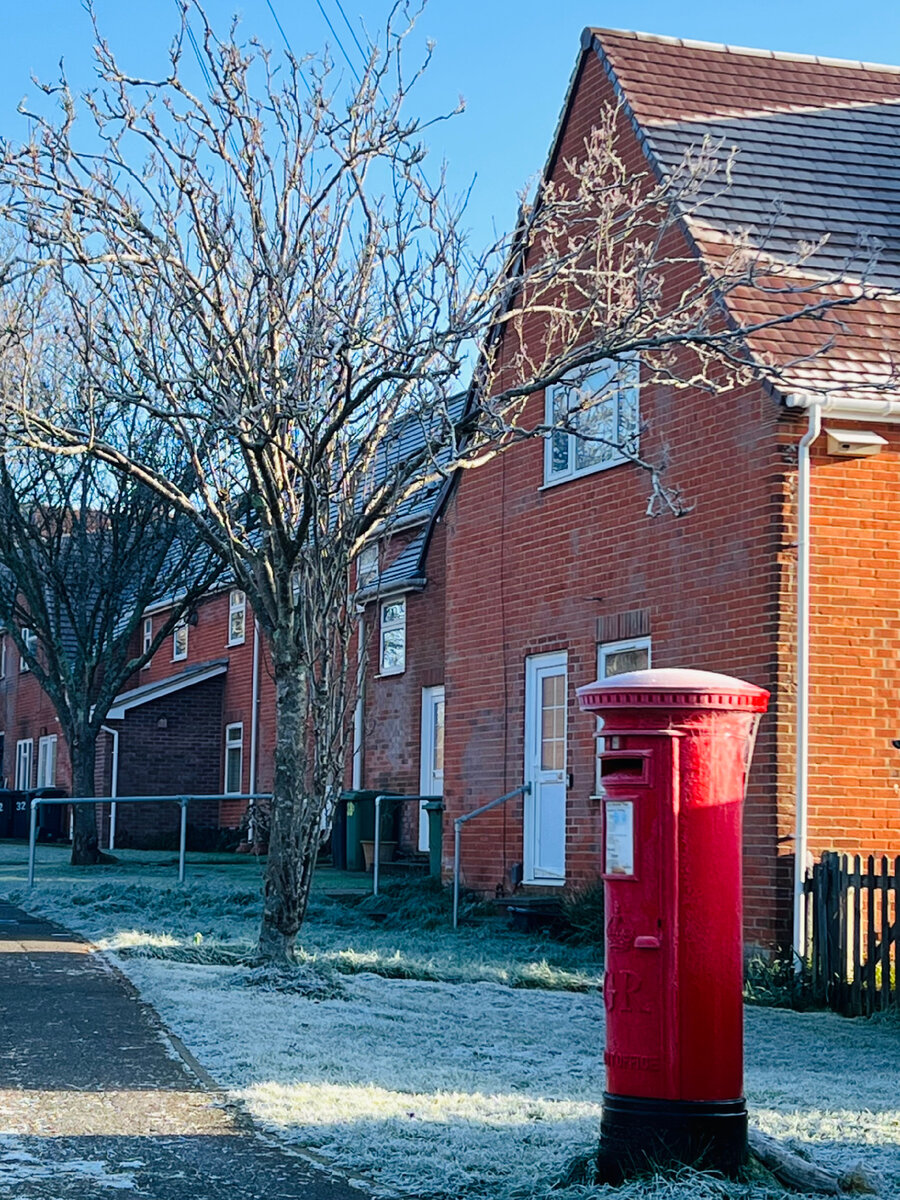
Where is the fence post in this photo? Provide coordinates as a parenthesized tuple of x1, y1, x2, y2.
(178, 799, 188, 884)
(27, 798, 39, 889)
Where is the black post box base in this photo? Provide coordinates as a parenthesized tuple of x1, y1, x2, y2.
(596, 1093, 748, 1182)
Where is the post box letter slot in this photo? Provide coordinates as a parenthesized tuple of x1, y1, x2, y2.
(600, 756, 645, 778)
(633, 935, 661, 949)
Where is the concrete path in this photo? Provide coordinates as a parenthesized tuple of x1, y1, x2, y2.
(0, 900, 364, 1200)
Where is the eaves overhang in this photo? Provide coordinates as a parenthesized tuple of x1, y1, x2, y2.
(106, 659, 228, 720)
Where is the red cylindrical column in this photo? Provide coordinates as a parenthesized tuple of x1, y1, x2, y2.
(576, 668, 769, 1180)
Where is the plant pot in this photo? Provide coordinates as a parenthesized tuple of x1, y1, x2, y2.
(360, 839, 397, 870)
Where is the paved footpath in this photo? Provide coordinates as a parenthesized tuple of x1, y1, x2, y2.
(0, 900, 365, 1200)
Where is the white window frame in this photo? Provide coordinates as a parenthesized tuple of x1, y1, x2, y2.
(594, 636, 651, 794)
(357, 544, 379, 591)
(19, 628, 36, 673)
(37, 734, 58, 788)
(15, 738, 33, 790)
(227, 589, 246, 646)
(379, 597, 406, 676)
(224, 722, 243, 795)
(142, 616, 153, 668)
(173, 619, 189, 662)
(543, 357, 640, 486)
(0, 635, 6, 679)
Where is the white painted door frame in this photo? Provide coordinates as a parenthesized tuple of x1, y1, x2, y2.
(419, 685, 445, 851)
(524, 651, 568, 883)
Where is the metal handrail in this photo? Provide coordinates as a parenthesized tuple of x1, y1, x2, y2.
(27, 792, 272, 888)
(372, 793, 442, 895)
(452, 783, 531, 928)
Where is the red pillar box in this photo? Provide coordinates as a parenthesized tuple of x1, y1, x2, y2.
(575, 668, 769, 1180)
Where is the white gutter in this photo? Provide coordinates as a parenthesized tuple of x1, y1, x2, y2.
(793, 405, 821, 961)
(100, 724, 120, 851)
(787, 394, 900, 424)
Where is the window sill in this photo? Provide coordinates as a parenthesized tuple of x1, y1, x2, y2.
(227, 640, 246, 648)
(539, 455, 632, 491)
(375, 668, 405, 679)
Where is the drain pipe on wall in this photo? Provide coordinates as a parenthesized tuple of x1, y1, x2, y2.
(100, 724, 120, 850)
(248, 617, 260, 841)
(352, 605, 366, 790)
(793, 404, 821, 962)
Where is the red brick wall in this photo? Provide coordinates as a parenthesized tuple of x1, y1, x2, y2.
(441, 47, 790, 946)
(108, 674, 225, 848)
(358, 521, 447, 851)
(802, 429, 900, 860)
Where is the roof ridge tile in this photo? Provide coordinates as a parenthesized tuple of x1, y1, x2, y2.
(586, 26, 900, 76)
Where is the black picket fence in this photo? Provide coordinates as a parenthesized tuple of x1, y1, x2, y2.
(804, 851, 899, 1016)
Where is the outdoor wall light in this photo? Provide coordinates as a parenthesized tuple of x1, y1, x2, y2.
(157, 716, 168, 730)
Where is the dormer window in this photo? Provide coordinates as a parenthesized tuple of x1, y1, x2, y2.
(357, 544, 379, 591)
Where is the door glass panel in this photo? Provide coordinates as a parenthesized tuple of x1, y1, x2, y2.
(540, 673, 566, 771)
(433, 700, 445, 776)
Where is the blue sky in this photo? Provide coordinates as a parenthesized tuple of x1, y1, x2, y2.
(1, 1, 898, 249)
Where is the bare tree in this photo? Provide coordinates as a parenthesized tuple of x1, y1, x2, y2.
(0, 304, 223, 864)
(0, 3, 870, 954)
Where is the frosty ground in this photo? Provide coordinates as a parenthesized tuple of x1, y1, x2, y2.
(2, 844, 898, 1200)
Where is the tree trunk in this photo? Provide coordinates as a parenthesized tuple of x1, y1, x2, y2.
(257, 649, 321, 962)
(69, 730, 109, 866)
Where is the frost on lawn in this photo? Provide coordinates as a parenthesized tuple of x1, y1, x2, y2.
(3, 845, 899, 1200)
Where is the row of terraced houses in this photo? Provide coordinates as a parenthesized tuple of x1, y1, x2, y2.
(2, 29, 900, 953)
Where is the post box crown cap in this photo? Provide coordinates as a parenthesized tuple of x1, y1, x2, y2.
(576, 667, 769, 713)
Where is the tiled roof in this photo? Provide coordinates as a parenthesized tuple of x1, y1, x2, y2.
(585, 29, 900, 401)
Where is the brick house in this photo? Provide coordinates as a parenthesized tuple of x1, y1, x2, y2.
(431, 30, 900, 954)
(91, 585, 277, 848)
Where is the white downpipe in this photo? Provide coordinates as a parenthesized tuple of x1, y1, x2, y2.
(247, 619, 260, 844)
(794, 404, 822, 962)
(100, 724, 120, 851)
(352, 608, 366, 790)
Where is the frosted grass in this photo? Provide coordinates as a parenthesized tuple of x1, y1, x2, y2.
(2, 843, 898, 1199)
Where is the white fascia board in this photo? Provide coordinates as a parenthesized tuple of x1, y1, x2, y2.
(787, 394, 900, 423)
(106, 660, 228, 720)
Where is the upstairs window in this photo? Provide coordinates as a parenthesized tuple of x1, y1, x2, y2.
(357, 544, 379, 591)
(173, 619, 189, 662)
(228, 590, 246, 646)
(379, 598, 406, 676)
(142, 616, 153, 668)
(19, 628, 37, 672)
(544, 358, 639, 485)
(0, 636, 6, 679)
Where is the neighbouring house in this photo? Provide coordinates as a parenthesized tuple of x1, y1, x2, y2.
(92, 585, 276, 849)
(432, 29, 900, 953)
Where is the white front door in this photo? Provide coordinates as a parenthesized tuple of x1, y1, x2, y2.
(419, 685, 445, 851)
(524, 652, 568, 882)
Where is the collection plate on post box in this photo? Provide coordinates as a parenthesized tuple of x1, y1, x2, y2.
(605, 800, 635, 876)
